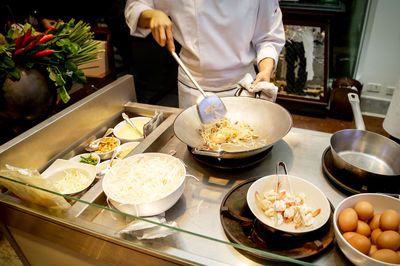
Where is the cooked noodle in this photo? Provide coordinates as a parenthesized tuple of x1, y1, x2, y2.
(200, 118, 262, 151)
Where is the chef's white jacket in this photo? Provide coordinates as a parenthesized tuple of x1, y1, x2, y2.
(125, 0, 285, 93)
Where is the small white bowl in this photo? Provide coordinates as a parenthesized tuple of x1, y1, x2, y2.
(116, 142, 140, 159)
(113, 116, 151, 143)
(334, 193, 400, 266)
(96, 159, 121, 175)
(102, 153, 186, 217)
(41, 159, 97, 195)
(247, 174, 331, 235)
(69, 153, 100, 166)
(90, 136, 120, 160)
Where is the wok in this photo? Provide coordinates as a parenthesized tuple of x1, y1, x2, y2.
(330, 93, 400, 182)
(173, 97, 292, 159)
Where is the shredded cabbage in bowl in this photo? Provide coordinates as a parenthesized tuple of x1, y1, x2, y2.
(103, 153, 185, 204)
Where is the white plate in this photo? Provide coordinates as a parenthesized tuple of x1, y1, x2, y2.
(113, 116, 151, 143)
(69, 153, 100, 166)
(42, 159, 97, 195)
(116, 142, 140, 159)
(247, 174, 330, 235)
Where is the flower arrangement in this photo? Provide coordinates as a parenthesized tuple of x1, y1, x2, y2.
(0, 19, 103, 103)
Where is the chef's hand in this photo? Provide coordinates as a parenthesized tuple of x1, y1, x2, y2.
(251, 57, 275, 88)
(138, 9, 175, 52)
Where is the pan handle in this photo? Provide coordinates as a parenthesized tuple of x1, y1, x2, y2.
(192, 148, 226, 157)
(348, 93, 366, 131)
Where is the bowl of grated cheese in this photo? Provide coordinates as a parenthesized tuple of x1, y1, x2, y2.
(41, 159, 97, 195)
(102, 153, 186, 217)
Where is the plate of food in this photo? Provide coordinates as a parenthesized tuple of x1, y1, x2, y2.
(69, 153, 100, 166)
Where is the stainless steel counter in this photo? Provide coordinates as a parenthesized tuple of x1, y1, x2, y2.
(0, 75, 352, 265)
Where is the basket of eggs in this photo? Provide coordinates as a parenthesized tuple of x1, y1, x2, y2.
(334, 193, 400, 265)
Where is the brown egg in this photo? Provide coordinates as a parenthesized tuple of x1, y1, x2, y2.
(371, 249, 400, 264)
(376, 230, 400, 250)
(356, 220, 371, 237)
(368, 245, 378, 256)
(354, 201, 374, 221)
(348, 234, 371, 255)
(343, 232, 361, 241)
(369, 213, 381, 230)
(371, 228, 383, 245)
(338, 208, 358, 232)
(380, 209, 400, 231)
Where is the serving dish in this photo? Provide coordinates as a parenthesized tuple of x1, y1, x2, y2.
(247, 174, 330, 235)
(90, 136, 120, 160)
(334, 193, 400, 266)
(102, 153, 186, 217)
(41, 159, 97, 195)
(69, 153, 101, 166)
(116, 142, 140, 159)
(113, 116, 151, 143)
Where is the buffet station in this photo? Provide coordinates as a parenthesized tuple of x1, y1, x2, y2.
(1, 75, 399, 265)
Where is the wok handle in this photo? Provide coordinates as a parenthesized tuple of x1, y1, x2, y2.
(192, 148, 225, 157)
(348, 93, 366, 131)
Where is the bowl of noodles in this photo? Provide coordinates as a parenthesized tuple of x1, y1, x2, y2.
(102, 153, 186, 217)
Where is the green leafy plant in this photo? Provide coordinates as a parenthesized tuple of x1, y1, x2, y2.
(0, 19, 104, 103)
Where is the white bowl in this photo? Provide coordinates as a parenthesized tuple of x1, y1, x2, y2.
(90, 136, 120, 160)
(247, 174, 331, 235)
(113, 116, 151, 143)
(334, 193, 400, 266)
(96, 159, 121, 174)
(116, 142, 140, 159)
(69, 153, 100, 166)
(102, 153, 186, 217)
(41, 159, 97, 195)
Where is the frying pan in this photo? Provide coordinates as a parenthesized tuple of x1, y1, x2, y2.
(330, 93, 400, 181)
(173, 97, 292, 159)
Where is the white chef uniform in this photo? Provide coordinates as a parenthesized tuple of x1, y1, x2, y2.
(125, 0, 285, 108)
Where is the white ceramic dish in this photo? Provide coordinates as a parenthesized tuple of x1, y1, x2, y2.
(334, 193, 400, 266)
(247, 174, 331, 235)
(116, 142, 140, 159)
(113, 116, 151, 143)
(102, 153, 186, 217)
(90, 136, 120, 160)
(69, 153, 100, 166)
(41, 159, 97, 195)
(96, 159, 121, 175)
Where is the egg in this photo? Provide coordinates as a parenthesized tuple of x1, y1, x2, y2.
(356, 220, 371, 237)
(343, 232, 360, 241)
(368, 244, 378, 256)
(338, 208, 358, 232)
(376, 230, 400, 251)
(348, 234, 371, 255)
(369, 213, 381, 230)
(371, 249, 400, 264)
(380, 209, 400, 231)
(354, 201, 374, 221)
(371, 228, 382, 245)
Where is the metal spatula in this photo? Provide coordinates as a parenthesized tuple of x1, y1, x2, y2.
(171, 51, 227, 124)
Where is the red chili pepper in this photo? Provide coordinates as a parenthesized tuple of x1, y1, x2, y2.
(21, 28, 32, 47)
(15, 36, 23, 49)
(34, 49, 54, 58)
(37, 34, 54, 44)
(14, 48, 24, 56)
(25, 34, 43, 51)
(44, 26, 56, 35)
(21, 35, 35, 48)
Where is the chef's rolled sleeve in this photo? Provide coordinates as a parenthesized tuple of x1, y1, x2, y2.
(125, 0, 153, 37)
(252, 0, 285, 71)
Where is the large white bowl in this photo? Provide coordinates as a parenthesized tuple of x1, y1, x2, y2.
(102, 153, 186, 217)
(334, 193, 400, 266)
(247, 174, 331, 235)
(113, 116, 151, 143)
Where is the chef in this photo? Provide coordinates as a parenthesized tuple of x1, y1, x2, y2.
(125, 0, 285, 108)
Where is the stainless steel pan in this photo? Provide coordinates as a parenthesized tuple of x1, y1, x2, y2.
(173, 97, 292, 159)
(330, 93, 400, 181)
